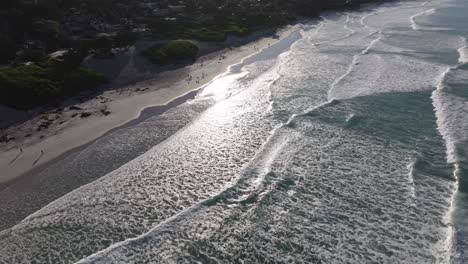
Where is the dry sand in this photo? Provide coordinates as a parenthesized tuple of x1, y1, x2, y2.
(0, 25, 298, 184)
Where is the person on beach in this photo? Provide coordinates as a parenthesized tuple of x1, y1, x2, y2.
(9, 147, 24, 165)
(32, 150, 45, 166)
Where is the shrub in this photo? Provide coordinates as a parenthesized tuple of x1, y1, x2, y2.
(183, 28, 226, 42)
(0, 61, 106, 109)
(32, 19, 61, 40)
(0, 35, 21, 64)
(63, 68, 107, 94)
(181, 23, 250, 42)
(15, 44, 47, 63)
(224, 25, 250, 36)
(114, 31, 138, 49)
(144, 40, 199, 65)
(0, 65, 60, 109)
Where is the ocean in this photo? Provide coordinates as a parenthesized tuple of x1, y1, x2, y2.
(1, 0, 467, 262)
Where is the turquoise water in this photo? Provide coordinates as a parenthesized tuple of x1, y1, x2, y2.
(1, 0, 468, 263)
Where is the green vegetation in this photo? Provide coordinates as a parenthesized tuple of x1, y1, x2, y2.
(0, 0, 365, 110)
(148, 18, 251, 42)
(183, 28, 226, 42)
(0, 59, 106, 110)
(144, 40, 199, 65)
(78, 31, 138, 57)
(114, 31, 138, 49)
(32, 19, 61, 39)
(182, 24, 250, 42)
(224, 25, 251, 36)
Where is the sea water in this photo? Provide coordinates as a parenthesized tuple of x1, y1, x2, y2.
(1, 0, 468, 263)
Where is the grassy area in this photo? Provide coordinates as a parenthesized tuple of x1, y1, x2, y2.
(224, 25, 251, 36)
(147, 17, 251, 43)
(0, 60, 106, 110)
(182, 24, 251, 42)
(183, 28, 226, 42)
(144, 40, 199, 65)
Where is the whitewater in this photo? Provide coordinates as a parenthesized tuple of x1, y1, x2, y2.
(1, 0, 468, 263)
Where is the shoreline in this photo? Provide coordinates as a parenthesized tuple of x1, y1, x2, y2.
(0, 89, 199, 192)
(0, 25, 299, 186)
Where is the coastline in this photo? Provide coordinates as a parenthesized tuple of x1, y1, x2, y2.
(0, 25, 299, 186)
(2, 0, 467, 262)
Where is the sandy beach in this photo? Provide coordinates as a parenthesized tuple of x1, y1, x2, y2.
(0, 25, 297, 185)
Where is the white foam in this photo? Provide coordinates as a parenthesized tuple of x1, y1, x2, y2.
(313, 15, 357, 45)
(432, 61, 468, 262)
(361, 0, 438, 32)
(432, 67, 468, 163)
(457, 39, 468, 64)
(407, 160, 417, 198)
(410, 8, 436, 30)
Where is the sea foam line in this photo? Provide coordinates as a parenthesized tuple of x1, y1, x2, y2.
(457, 37, 468, 64)
(407, 160, 417, 199)
(432, 36, 468, 163)
(360, 0, 434, 30)
(327, 33, 382, 100)
(314, 14, 357, 46)
(410, 8, 435, 30)
(431, 36, 468, 262)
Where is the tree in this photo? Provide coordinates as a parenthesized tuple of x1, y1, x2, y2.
(61, 48, 88, 71)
